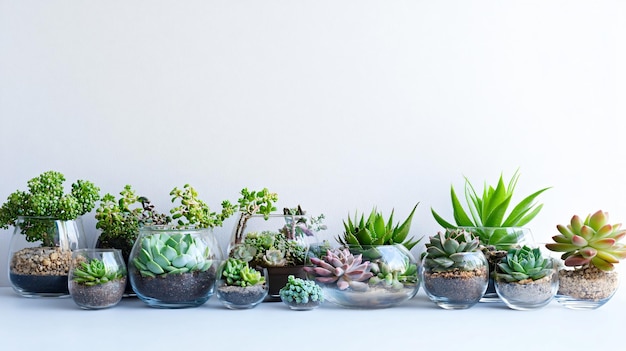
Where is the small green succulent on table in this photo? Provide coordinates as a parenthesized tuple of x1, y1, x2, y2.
(0, 170, 100, 246)
(279, 275, 324, 310)
(221, 258, 265, 287)
(72, 258, 126, 286)
(496, 246, 553, 283)
(422, 229, 483, 272)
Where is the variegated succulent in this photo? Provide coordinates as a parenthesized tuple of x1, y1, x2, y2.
(422, 229, 482, 272)
(496, 245, 553, 282)
(546, 210, 626, 271)
(304, 248, 373, 291)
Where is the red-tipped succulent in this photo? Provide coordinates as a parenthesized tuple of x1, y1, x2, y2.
(304, 248, 374, 291)
(546, 210, 626, 271)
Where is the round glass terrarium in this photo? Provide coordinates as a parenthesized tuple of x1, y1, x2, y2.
(307, 245, 419, 309)
(421, 250, 489, 309)
(8, 216, 87, 298)
(128, 225, 223, 308)
(554, 264, 619, 310)
(494, 257, 558, 311)
(460, 226, 535, 302)
(228, 213, 320, 301)
(215, 264, 268, 310)
(68, 248, 127, 309)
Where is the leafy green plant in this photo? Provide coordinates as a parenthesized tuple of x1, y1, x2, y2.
(422, 229, 482, 272)
(304, 248, 374, 291)
(131, 233, 214, 278)
(232, 188, 279, 245)
(279, 275, 324, 305)
(170, 184, 236, 228)
(96, 185, 170, 259)
(221, 258, 265, 287)
(496, 246, 553, 282)
(431, 170, 549, 248)
(546, 210, 626, 271)
(72, 258, 125, 286)
(0, 170, 100, 246)
(336, 204, 420, 251)
(231, 230, 308, 267)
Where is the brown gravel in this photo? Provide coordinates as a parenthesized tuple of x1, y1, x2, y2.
(10, 247, 72, 276)
(558, 266, 618, 300)
(424, 267, 488, 302)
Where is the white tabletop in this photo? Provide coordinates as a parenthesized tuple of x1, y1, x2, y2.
(0, 287, 623, 351)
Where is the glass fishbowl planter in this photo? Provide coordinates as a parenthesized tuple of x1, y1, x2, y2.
(128, 225, 222, 308)
(68, 248, 127, 309)
(421, 250, 489, 309)
(229, 213, 319, 301)
(8, 216, 87, 297)
(494, 257, 558, 310)
(554, 265, 619, 310)
(460, 227, 535, 302)
(216, 265, 268, 309)
(307, 245, 419, 309)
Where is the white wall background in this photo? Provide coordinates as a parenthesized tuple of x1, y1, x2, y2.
(1, 0, 625, 287)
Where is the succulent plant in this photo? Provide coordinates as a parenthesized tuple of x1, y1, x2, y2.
(131, 233, 214, 278)
(546, 210, 626, 272)
(431, 170, 549, 248)
(231, 230, 308, 268)
(221, 258, 265, 287)
(369, 258, 418, 290)
(232, 188, 279, 245)
(169, 184, 236, 229)
(496, 246, 553, 282)
(422, 229, 482, 272)
(279, 275, 324, 305)
(0, 170, 100, 246)
(304, 248, 374, 291)
(72, 258, 125, 286)
(337, 204, 421, 251)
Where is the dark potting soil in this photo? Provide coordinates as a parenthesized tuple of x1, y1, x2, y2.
(131, 271, 215, 303)
(10, 273, 69, 294)
(69, 278, 126, 308)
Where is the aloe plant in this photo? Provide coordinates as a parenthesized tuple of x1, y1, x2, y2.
(431, 170, 549, 248)
(337, 204, 421, 251)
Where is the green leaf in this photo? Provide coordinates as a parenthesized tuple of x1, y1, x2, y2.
(502, 187, 550, 227)
(484, 194, 512, 227)
(451, 187, 474, 226)
(431, 208, 456, 229)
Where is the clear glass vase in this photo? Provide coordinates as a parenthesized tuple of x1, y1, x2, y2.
(421, 250, 489, 309)
(216, 265, 268, 309)
(8, 216, 87, 297)
(228, 213, 318, 301)
(554, 265, 619, 310)
(460, 226, 535, 302)
(128, 225, 223, 308)
(312, 245, 420, 309)
(494, 257, 558, 310)
(68, 248, 127, 309)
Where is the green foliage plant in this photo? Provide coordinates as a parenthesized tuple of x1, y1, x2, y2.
(0, 170, 100, 246)
(337, 204, 421, 251)
(131, 233, 213, 278)
(546, 210, 626, 272)
(232, 230, 308, 268)
(431, 170, 549, 248)
(232, 188, 278, 245)
(422, 229, 482, 272)
(169, 184, 236, 228)
(496, 246, 553, 282)
(221, 258, 265, 287)
(279, 275, 324, 305)
(72, 258, 125, 286)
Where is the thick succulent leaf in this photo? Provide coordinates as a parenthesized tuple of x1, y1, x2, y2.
(545, 242, 577, 252)
(483, 176, 508, 222)
(571, 235, 589, 247)
(580, 248, 597, 259)
(590, 237, 616, 249)
(502, 187, 550, 227)
(588, 210, 608, 231)
(146, 260, 165, 274)
(433, 257, 455, 268)
(551, 234, 571, 244)
(570, 215, 583, 234)
(393, 203, 418, 244)
(161, 245, 178, 261)
(355, 228, 373, 245)
(557, 224, 575, 238)
(431, 208, 457, 229)
(564, 255, 591, 267)
(579, 226, 596, 241)
(451, 186, 475, 226)
(511, 272, 529, 281)
(427, 246, 447, 257)
(443, 239, 460, 255)
(591, 256, 614, 271)
(595, 250, 620, 264)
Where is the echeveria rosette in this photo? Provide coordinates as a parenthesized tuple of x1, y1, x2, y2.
(496, 246, 552, 282)
(546, 210, 626, 272)
(422, 229, 481, 272)
(304, 248, 374, 291)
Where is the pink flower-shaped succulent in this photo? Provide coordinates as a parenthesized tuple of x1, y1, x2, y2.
(304, 248, 373, 291)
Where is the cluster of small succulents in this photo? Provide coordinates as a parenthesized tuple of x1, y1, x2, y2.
(132, 233, 213, 277)
(369, 258, 418, 289)
(496, 246, 553, 282)
(72, 258, 125, 286)
(304, 248, 373, 291)
(221, 258, 265, 287)
(337, 205, 420, 251)
(546, 210, 626, 271)
(231, 230, 308, 268)
(279, 275, 324, 305)
(0, 171, 100, 246)
(422, 229, 482, 272)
